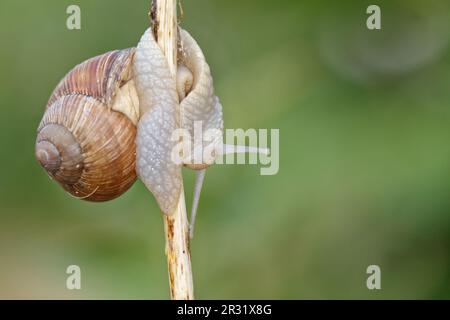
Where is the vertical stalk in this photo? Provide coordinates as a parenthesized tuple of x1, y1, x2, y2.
(151, 0, 194, 300)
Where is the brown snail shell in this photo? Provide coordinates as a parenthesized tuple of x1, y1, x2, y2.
(35, 48, 139, 201)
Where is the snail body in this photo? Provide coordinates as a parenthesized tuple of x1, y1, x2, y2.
(133, 28, 223, 214)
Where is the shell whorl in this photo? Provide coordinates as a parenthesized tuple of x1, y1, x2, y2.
(36, 49, 138, 201)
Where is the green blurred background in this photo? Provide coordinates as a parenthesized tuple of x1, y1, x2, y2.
(1, 0, 450, 299)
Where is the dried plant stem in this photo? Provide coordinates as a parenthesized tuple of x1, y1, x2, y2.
(151, 0, 194, 300)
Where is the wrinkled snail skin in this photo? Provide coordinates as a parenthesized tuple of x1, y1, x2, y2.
(133, 28, 224, 215)
(35, 49, 139, 201)
(133, 28, 183, 215)
(178, 29, 224, 169)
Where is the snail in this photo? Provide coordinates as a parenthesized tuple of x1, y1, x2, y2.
(35, 28, 266, 234)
